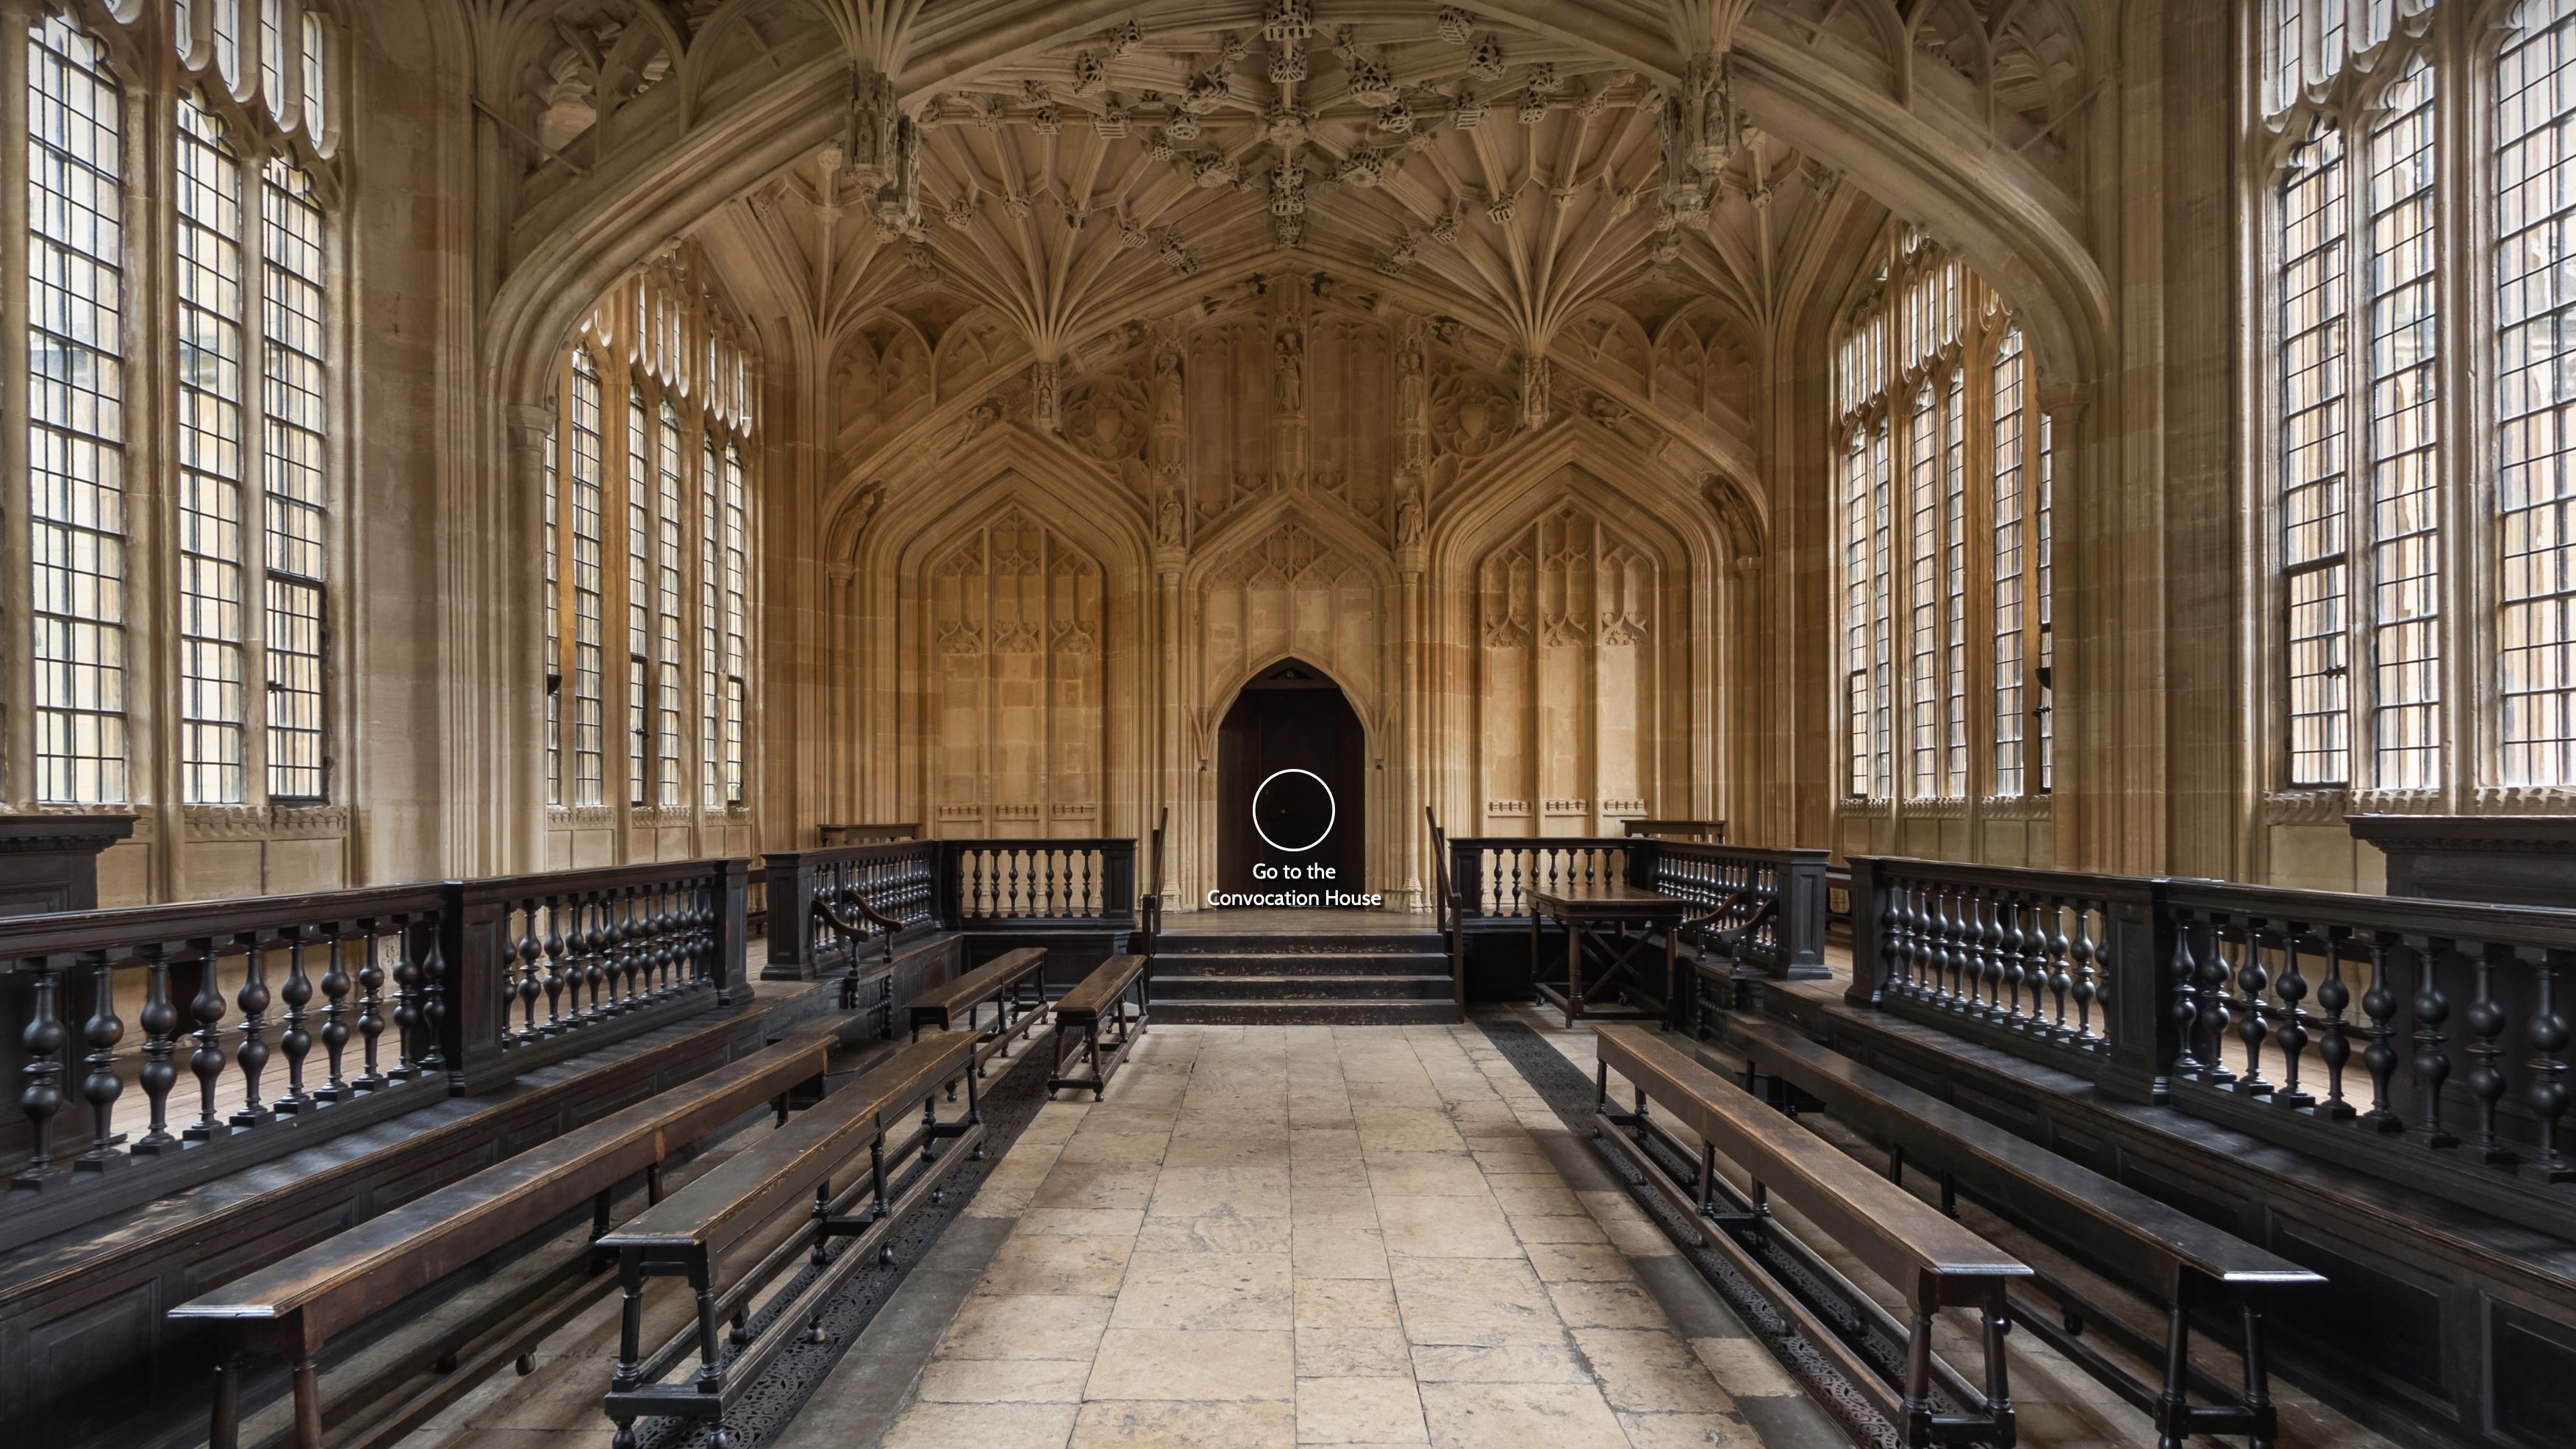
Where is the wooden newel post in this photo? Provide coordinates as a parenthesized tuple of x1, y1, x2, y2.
(2103, 879, 2177, 1105)
(1775, 849, 1832, 981)
(1102, 840, 1137, 923)
(441, 884, 515, 1095)
(1845, 856, 1886, 1009)
(713, 859, 751, 1005)
(761, 851, 821, 982)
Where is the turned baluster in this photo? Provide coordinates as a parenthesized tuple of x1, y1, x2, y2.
(2464, 947, 2516, 1166)
(276, 927, 315, 1115)
(185, 939, 232, 1139)
(2314, 927, 2355, 1120)
(608, 887, 637, 1008)
(2409, 935, 2459, 1149)
(2273, 922, 2314, 1109)
(516, 898, 544, 1040)
(388, 919, 424, 1076)
(1882, 876, 1914, 994)
(2068, 900, 2099, 1041)
(2196, 917, 2236, 1085)
(231, 931, 275, 1124)
(1997, 895, 2027, 1024)
(1933, 885, 1961, 1005)
(13, 956, 70, 1185)
(2170, 916, 2205, 1076)
(541, 894, 569, 1031)
(581, 892, 609, 1018)
(135, 942, 182, 1151)
(2529, 947, 2573, 1182)
(76, 954, 126, 1168)
(659, 881, 683, 993)
(1963, 890, 1994, 1016)
(354, 920, 389, 1089)
(2231, 923, 2273, 1095)
(2359, 932, 2402, 1131)
(314, 926, 350, 1101)
(416, 919, 449, 1072)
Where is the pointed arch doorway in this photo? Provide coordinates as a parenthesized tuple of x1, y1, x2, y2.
(1216, 659, 1365, 899)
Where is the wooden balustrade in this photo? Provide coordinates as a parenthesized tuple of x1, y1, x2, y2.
(944, 838, 1137, 926)
(1, 860, 748, 1236)
(1446, 837, 1641, 919)
(1844, 856, 2144, 1083)
(1441, 834, 1825, 987)
(1647, 842, 1830, 981)
(1841, 854, 2576, 1231)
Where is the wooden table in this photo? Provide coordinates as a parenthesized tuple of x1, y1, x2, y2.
(1531, 881, 1695, 1028)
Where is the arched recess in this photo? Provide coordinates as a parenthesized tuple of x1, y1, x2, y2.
(1428, 421, 1736, 840)
(845, 426, 1153, 834)
(1178, 495, 1402, 904)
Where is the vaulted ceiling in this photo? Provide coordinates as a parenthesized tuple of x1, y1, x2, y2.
(472, 0, 2108, 446)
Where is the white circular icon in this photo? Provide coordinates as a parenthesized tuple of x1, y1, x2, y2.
(1251, 769, 1336, 853)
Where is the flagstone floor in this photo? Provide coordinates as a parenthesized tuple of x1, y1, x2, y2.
(784, 1020, 1846, 1449)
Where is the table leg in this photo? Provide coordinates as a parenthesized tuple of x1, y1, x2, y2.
(1566, 918, 1583, 1027)
(1667, 919, 1681, 1033)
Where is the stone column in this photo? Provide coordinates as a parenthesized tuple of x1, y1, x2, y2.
(504, 404, 557, 867)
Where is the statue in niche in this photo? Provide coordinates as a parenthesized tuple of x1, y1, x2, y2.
(1153, 348, 1184, 432)
(936, 395, 1003, 454)
(1397, 327, 1426, 417)
(1394, 487, 1423, 545)
(1156, 485, 1187, 546)
(1274, 326, 1305, 415)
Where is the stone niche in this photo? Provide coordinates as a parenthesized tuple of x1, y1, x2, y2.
(921, 504, 1105, 837)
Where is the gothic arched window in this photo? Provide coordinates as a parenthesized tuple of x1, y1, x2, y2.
(1833, 237, 2055, 807)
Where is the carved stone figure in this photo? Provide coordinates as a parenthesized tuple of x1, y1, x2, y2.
(1394, 488, 1423, 545)
(939, 395, 1003, 454)
(1156, 487, 1187, 546)
(1274, 327, 1305, 414)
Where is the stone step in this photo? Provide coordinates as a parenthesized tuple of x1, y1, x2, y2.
(1148, 951, 1450, 977)
(1151, 998, 1461, 1026)
(1153, 972, 1453, 1002)
(1153, 933, 1446, 956)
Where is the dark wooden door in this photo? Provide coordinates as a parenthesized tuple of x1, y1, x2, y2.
(1217, 660, 1365, 898)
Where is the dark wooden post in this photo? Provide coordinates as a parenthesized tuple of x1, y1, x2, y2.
(1101, 839, 1137, 924)
(713, 859, 751, 1005)
(761, 851, 820, 982)
(2103, 878, 2180, 1105)
(934, 841, 964, 929)
(1773, 848, 1833, 981)
(441, 883, 516, 1096)
(1845, 856, 1885, 1009)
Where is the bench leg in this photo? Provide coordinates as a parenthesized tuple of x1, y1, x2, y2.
(2155, 1275, 2192, 1449)
(692, 1262, 726, 1391)
(2240, 1291, 2275, 1449)
(1980, 1306, 2014, 1419)
(871, 1137, 891, 1218)
(967, 1062, 986, 1160)
(1900, 1309, 1936, 1443)
(1088, 1025, 1106, 1101)
(209, 1352, 242, 1449)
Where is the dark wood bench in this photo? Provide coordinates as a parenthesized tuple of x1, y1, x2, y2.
(1724, 1012, 2323, 1449)
(595, 1030, 981, 1449)
(1048, 952, 1147, 1099)
(907, 946, 1050, 1081)
(1592, 1024, 2029, 1448)
(169, 1037, 833, 1449)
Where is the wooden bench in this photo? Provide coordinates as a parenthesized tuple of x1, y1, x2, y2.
(1592, 1024, 2030, 1448)
(169, 1037, 833, 1449)
(1725, 1012, 2324, 1449)
(595, 1030, 981, 1449)
(1048, 953, 1147, 1099)
(907, 946, 1050, 1081)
